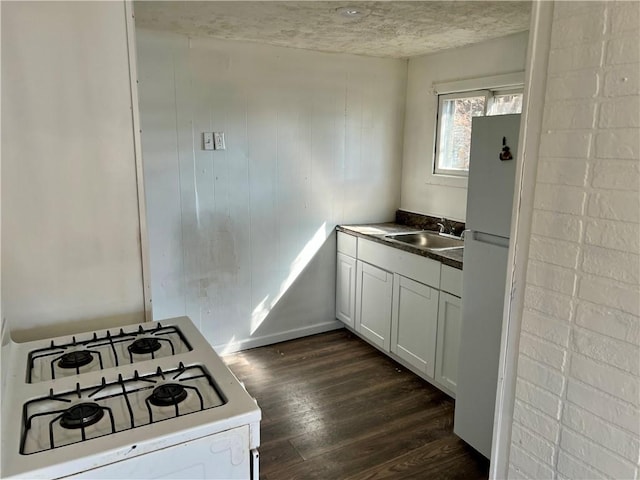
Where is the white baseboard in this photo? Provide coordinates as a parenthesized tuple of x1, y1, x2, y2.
(214, 320, 344, 354)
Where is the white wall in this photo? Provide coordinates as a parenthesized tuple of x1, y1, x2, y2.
(136, 30, 406, 352)
(508, 2, 639, 478)
(401, 32, 529, 221)
(1, 1, 145, 340)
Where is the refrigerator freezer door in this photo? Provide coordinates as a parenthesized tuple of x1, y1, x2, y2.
(465, 114, 521, 238)
(454, 232, 510, 458)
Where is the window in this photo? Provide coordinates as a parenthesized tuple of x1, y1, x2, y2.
(434, 88, 523, 176)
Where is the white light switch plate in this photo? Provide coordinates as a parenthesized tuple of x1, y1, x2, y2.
(213, 132, 226, 150)
(203, 132, 214, 151)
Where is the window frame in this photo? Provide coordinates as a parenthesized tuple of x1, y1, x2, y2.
(434, 90, 490, 176)
(486, 87, 525, 116)
(433, 86, 524, 177)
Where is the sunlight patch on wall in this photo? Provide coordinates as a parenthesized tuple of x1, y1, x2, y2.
(219, 334, 237, 356)
(250, 222, 329, 335)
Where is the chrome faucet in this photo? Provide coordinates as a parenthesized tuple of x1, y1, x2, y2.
(437, 218, 456, 236)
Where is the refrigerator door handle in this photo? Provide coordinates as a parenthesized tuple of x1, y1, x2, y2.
(470, 231, 510, 248)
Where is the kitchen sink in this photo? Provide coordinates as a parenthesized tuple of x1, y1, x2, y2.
(385, 231, 464, 251)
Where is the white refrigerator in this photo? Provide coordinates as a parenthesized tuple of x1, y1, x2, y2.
(454, 113, 521, 458)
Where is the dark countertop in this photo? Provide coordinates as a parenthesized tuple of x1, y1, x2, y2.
(337, 223, 463, 270)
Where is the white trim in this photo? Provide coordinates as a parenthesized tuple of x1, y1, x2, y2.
(124, 1, 153, 322)
(215, 320, 343, 355)
(433, 71, 525, 96)
(489, 2, 555, 479)
(492, 87, 525, 97)
(0, 1, 3, 339)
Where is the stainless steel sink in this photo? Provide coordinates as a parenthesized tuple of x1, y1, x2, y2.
(385, 231, 464, 251)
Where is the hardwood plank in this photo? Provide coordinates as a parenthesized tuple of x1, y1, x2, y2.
(226, 338, 381, 389)
(258, 358, 434, 414)
(289, 397, 453, 461)
(258, 438, 305, 478)
(346, 437, 489, 480)
(224, 329, 489, 480)
(260, 381, 442, 446)
(266, 404, 456, 479)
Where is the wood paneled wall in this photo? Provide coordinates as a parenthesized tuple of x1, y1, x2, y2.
(136, 31, 407, 351)
(2, 2, 145, 340)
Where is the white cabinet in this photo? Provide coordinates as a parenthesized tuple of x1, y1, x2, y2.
(336, 252, 357, 328)
(336, 232, 358, 328)
(337, 231, 357, 258)
(435, 292, 462, 393)
(435, 265, 463, 395)
(355, 261, 393, 351)
(391, 275, 439, 377)
(335, 230, 463, 397)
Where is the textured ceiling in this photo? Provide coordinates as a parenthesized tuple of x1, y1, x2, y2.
(134, 1, 531, 58)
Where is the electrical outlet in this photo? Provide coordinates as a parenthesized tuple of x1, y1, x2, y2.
(203, 132, 214, 151)
(213, 132, 226, 150)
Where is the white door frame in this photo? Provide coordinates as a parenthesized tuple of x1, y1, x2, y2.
(124, 1, 153, 322)
(490, 1, 555, 478)
(121, 0, 558, 468)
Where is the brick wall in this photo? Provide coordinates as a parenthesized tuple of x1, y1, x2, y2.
(508, 2, 639, 479)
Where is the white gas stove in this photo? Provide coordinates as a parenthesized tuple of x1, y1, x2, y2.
(1, 317, 261, 479)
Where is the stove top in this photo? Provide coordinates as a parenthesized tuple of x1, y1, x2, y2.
(1, 316, 261, 479)
(22, 362, 226, 454)
(27, 323, 192, 383)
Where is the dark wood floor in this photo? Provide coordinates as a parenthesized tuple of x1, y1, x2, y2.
(223, 329, 489, 480)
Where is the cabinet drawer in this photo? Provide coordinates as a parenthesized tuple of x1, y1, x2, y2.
(358, 238, 440, 288)
(337, 232, 357, 257)
(440, 265, 462, 297)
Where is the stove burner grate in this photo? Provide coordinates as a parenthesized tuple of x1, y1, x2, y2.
(149, 383, 188, 407)
(20, 363, 224, 454)
(60, 402, 104, 429)
(26, 323, 193, 382)
(128, 337, 162, 355)
(58, 350, 94, 369)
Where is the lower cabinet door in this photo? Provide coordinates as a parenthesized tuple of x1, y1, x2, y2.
(356, 261, 393, 351)
(435, 292, 462, 394)
(391, 275, 439, 378)
(336, 252, 357, 328)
